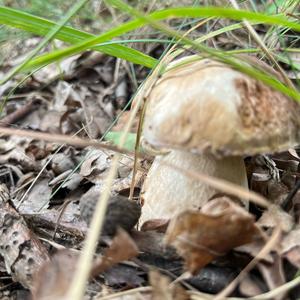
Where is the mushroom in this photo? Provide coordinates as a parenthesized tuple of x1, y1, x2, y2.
(139, 56, 300, 225)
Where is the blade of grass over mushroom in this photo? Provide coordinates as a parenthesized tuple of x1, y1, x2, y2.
(0, 0, 89, 84)
(2, 5, 300, 74)
(106, 0, 300, 102)
(0, 5, 260, 58)
(0, 6, 156, 69)
(3, 5, 299, 39)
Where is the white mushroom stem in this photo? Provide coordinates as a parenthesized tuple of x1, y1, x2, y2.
(140, 150, 248, 225)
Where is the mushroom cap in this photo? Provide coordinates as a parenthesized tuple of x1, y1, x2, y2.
(143, 56, 300, 156)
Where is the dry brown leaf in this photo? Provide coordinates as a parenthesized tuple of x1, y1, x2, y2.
(149, 270, 189, 300)
(165, 197, 260, 273)
(79, 149, 112, 183)
(32, 250, 78, 300)
(32, 230, 138, 299)
(91, 228, 139, 277)
(140, 218, 169, 232)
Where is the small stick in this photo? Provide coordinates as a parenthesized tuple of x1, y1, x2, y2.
(0, 126, 146, 158)
(0, 99, 40, 127)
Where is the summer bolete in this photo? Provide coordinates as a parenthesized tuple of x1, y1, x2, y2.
(139, 56, 300, 225)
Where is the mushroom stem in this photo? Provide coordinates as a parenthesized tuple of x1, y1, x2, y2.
(140, 150, 248, 225)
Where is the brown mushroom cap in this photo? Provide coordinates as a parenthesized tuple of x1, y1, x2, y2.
(143, 56, 300, 157)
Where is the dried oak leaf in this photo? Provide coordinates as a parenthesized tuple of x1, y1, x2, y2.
(165, 197, 260, 274)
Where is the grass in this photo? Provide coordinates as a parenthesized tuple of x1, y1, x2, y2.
(0, 0, 300, 299)
(0, 4, 299, 101)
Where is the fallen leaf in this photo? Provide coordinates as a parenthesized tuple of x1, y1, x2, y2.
(105, 131, 139, 152)
(17, 178, 52, 213)
(32, 249, 79, 300)
(140, 218, 169, 232)
(91, 228, 139, 277)
(79, 149, 112, 183)
(165, 197, 260, 273)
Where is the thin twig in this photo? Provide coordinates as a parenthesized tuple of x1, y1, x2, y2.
(97, 286, 152, 299)
(0, 127, 144, 158)
(0, 99, 40, 126)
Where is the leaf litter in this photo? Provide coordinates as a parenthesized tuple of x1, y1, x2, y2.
(0, 6, 300, 299)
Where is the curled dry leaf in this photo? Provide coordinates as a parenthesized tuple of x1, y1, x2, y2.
(140, 218, 169, 233)
(79, 149, 112, 183)
(165, 197, 261, 274)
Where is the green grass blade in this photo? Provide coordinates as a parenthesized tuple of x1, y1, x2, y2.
(106, 0, 300, 102)
(0, 6, 157, 69)
(0, 0, 89, 84)
(1, 5, 299, 72)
